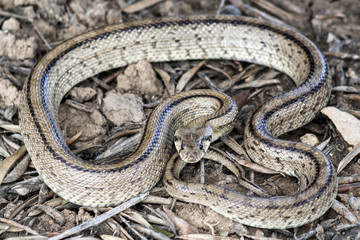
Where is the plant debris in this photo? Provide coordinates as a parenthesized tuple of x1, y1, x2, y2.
(0, 0, 359, 239)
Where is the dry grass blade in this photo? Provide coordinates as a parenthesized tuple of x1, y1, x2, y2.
(232, 79, 280, 90)
(270, 0, 305, 14)
(154, 208, 177, 235)
(0, 146, 10, 158)
(132, 224, 171, 240)
(197, 72, 222, 91)
(65, 131, 83, 146)
(0, 124, 21, 133)
(116, 213, 145, 240)
(105, 129, 141, 143)
(332, 86, 359, 93)
(0, 145, 26, 184)
(221, 135, 248, 158)
(177, 233, 246, 239)
(229, 0, 298, 32)
(250, 0, 294, 21)
(143, 214, 168, 226)
(163, 207, 198, 235)
(226, 152, 278, 175)
(231, 90, 250, 109)
(65, 99, 94, 113)
(122, 0, 164, 13)
(2, 155, 30, 183)
(142, 205, 176, 235)
(337, 145, 360, 174)
(176, 60, 206, 93)
(100, 234, 127, 240)
(316, 138, 331, 151)
(9, 194, 37, 220)
(154, 67, 175, 95)
(204, 63, 232, 82)
(3, 136, 21, 150)
(120, 210, 151, 228)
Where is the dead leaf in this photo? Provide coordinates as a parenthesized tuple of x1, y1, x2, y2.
(321, 107, 360, 146)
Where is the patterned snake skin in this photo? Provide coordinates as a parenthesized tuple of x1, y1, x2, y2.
(19, 16, 337, 229)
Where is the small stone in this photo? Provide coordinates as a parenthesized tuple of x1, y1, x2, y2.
(300, 133, 319, 146)
(23, 6, 36, 19)
(69, 87, 97, 103)
(0, 77, 21, 108)
(101, 91, 145, 126)
(0, 33, 37, 60)
(2, 17, 20, 31)
(116, 60, 163, 97)
(106, 9, 122, 24)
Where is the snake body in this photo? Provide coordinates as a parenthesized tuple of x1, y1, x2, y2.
(19, 16, 337, 229)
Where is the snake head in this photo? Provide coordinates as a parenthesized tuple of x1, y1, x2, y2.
(174, 125, 213, 163)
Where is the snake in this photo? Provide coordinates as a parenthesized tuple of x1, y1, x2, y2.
(19, 16, 337, 229)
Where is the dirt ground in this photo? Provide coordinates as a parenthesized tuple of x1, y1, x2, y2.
(0, 0, 359, 239)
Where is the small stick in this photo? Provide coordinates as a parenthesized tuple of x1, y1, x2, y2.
(49, 192, 149, 240)
(0, 217, 40, 236)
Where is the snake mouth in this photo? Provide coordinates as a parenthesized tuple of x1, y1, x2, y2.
(179, 151, 201, 163)
(184, 154, 199, 163)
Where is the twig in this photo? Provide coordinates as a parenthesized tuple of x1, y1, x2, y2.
(0, 217, 41, 236)
(216, 0, 226, 15)
(9, 194, 38, 220)
(250, 0, 294, 22)
(229, 0, 299, 32)
(324, 51, 360, 60)
(0, 9, 30, 21)
(331, 199, 359, 224)
(32, 24, 51, 50)
(338, 182, 360, 194)
(338, 174, 360, 184)
(49, 192, 149, 240)
(197, 71, 222, 92)
(295, 219, 337, 240)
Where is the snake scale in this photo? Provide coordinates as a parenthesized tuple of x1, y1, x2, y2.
(19, 16, 337, 229)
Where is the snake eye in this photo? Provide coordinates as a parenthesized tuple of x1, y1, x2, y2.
(203, 135, 212, 142)
(199, 143, 203, 151)
(174, 137, 185, 152)
(199, 135, 211, 152)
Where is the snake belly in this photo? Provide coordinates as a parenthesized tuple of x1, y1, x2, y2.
(19, 16, 337, 228)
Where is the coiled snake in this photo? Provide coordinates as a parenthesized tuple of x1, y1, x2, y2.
(19, 16, 337, 229)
